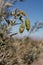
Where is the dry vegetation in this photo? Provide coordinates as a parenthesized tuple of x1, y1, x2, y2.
(0, 0, 43, 65)
(0, 36, 43, 65)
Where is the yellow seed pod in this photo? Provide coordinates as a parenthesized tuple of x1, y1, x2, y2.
(25, 19, 30, 31)
(19, 23, 25, 33)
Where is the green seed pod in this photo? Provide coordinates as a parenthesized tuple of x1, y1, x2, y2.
(19, 23, 25, 33)
(25, 19, 30, 31)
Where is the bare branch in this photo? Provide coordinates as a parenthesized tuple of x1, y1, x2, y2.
(30, 22, 43, 33)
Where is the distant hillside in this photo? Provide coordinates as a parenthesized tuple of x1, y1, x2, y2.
(0, 37, 43, 65)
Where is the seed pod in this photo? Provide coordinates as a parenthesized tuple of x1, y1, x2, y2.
(19, 23, 25, 33)
(25, 19, 30, 31)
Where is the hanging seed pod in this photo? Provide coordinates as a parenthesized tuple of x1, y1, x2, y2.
(19, 23, 25, 33)
(25, 19, 30, 31)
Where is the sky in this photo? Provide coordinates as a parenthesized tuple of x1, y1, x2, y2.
(8, 0, 43, 39)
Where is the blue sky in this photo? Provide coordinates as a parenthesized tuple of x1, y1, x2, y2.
(8, 0, 43, 38)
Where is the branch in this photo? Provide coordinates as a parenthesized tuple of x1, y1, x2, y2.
(3, 2, 12, 9)
(10, 33, 18, 37)
(30, 22, 43, 33)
